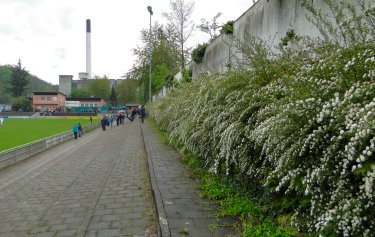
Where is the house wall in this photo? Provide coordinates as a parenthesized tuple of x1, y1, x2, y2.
(32, 93, 66, 111)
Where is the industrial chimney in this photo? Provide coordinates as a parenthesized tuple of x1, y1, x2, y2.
(86, 19, 92, 79)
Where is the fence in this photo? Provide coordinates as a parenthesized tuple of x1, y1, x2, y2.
(0, 122, 100, 170)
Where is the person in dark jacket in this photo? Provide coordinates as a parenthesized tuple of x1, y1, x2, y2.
(126, 108, 138, 122)
(101, 116, 107, 131)
(140, 105, 146, 123)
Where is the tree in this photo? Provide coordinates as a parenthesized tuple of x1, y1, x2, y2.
(27, 74, 58, 93)
(12, 96, 32, 112)
(152, 65, 170, 92)
(11, 59, 29, 97)
(198, 12, 222, 40)
(1, 64, 56, 103)
(163, 0, 195, 69)
(70, 88, 89, 98)
(109, 85, 117, 106)
(128, 23, 181, 102)
(87, 75, 110, 99)
(191, 43, 208, 64)
(0, 65, 12, 104)
(116, 79, 138, 104)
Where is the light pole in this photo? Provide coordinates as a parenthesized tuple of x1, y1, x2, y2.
(147, 6, 153, 103)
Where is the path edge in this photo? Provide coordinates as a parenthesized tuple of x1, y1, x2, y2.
(140, 122, 171, 237)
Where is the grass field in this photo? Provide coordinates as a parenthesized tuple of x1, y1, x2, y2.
(0, 117, 100, 152)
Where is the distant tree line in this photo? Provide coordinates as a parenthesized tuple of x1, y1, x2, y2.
(0, 59, 58, 111)
(69, 74, 139, 106)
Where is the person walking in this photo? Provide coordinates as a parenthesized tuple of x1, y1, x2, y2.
(127, 108, 137, 122)
(101, 116, 107, 131)
(140, 105, 146, 123)
(116, 114, 120, 126)
(72, 123, 78, 139)
(109, 116, 113, 127)
(89, 116, 93, 124)
(78, 123, 83, 137)
(121, 113, 125, 126)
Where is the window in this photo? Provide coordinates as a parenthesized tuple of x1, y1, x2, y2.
(41, 97, 46, 101)
(47, 97, 52, 101)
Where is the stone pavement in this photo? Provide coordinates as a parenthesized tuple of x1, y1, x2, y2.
(0, 119, 238, 237)
(0, 120, 156, 237)
(141, 121, 238, 237)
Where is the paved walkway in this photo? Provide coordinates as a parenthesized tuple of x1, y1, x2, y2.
(142, 122, 238, 237)
(0, 119, 238, 237)
(0, 120, 156, 237)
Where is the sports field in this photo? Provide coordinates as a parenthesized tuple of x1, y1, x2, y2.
(0, 117, 99, 152)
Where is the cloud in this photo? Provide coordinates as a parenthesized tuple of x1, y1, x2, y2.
(57, 6, 76, 31)
(1, 0, 253, 85)
(0, 0, 55, 38)
(13, 36, 24, 43)
(1, 0, 44, 5)
(54, 48, 67, 59)
(0, 24, 15, 35)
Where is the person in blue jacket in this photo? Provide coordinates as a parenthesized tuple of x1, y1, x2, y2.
(72, 123, 78, 139)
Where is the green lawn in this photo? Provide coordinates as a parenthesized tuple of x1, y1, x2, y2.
(0, 117, 99, 152)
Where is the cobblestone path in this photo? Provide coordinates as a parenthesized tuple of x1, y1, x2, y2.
(0, 121, 156, 237)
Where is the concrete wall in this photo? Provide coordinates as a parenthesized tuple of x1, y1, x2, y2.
(0, 122, 100, 170)
(191, 34, 235, 78)
(190, 0, 294, 76)
(59, 75, 73, 96)
(189, 0, 333, 77)
(59, 77, 124, 97)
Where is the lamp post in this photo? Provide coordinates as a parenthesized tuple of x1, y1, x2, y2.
(147, 6, 153, 103)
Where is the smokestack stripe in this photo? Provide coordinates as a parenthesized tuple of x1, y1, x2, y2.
(86, 19, 91, 33)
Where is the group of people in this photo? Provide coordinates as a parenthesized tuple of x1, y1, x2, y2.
(72, 122, 83, 139)
(72, 106, 146, 137)
(131, 105, 146, 123)
(100, 105, 146, 131)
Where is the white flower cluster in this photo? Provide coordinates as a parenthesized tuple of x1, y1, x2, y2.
(149, 33, 375, 236)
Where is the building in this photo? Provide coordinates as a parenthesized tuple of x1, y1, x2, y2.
(32, 92, 66, 112)
(32, 91, 107, 113)
(58, 75, 73, 96)
(66, 97, 106, 108)
(58, 75, 123, 97)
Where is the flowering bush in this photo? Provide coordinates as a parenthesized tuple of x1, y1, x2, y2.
(149, 1, 374, 236)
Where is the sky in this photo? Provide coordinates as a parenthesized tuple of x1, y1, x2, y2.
(0, 0, 253, 85)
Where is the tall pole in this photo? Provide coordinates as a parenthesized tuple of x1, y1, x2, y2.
(147, 6, 153, 103)
(86, 19, 92, 79)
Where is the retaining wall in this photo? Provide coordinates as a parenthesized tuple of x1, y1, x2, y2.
(190, 0, 325, 77)
(190, 0, 370, 77)
(0, 122, 100, 170)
